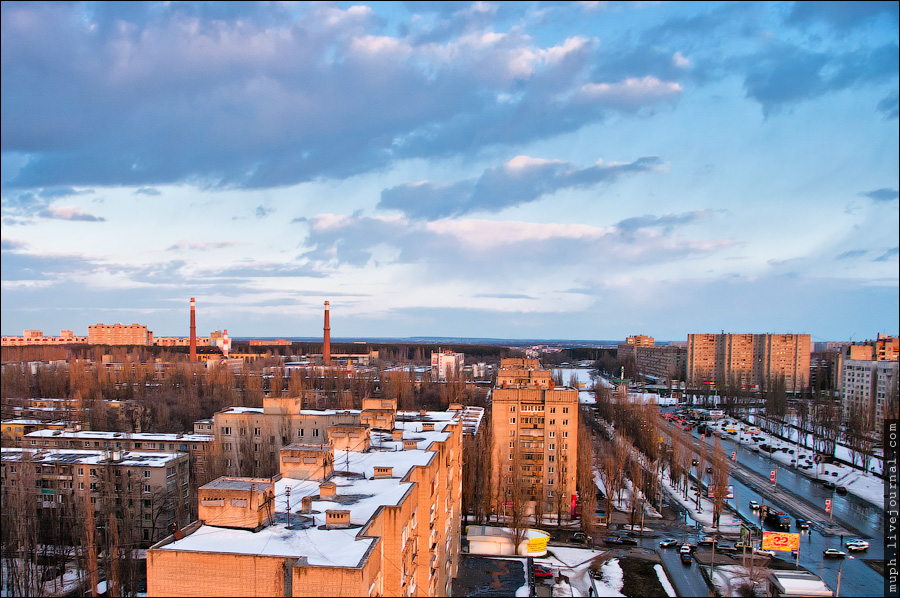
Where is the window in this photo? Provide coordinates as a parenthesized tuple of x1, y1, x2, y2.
(563, 432, 568, 438)
(563, 419, 568, 426)
(89, 468, 97, 477)
(509, 418, 516, 424)
(298, 429, 304, 437)
(144, 470, 151, 479)
(562, 407, 569, 414)
(223, 442, 232, 451)
(143, 484, 151, 493)
(509, 406, 516, 412)
(312, 429, 319, 437)
(548, 466, 554, 473)
(254, 427, 261, 436)
(508, 454, 513, 460)
(549, 419, 555, 425)
(549, 431, 555, 438)
(550, 407, 556, 414)
(222, 427, 231, 435)
(549, 443, 555, 450)
(90, 482, 97, 491)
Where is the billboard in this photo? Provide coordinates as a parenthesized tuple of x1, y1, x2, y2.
(762, 531, 800, 551)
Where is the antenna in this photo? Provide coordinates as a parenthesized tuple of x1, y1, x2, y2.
(286, 486, 291, 529)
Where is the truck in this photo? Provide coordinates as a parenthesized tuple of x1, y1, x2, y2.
(762, 505, 791, 530)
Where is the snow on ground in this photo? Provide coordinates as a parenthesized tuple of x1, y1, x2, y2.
(536, 546, 602, 597)
(709, 564, 760, 597)
(654, 563, 677, 597)
(708, 418, 885, 509)
(591, 558, 626, 597)
(661, 472, 742, 533)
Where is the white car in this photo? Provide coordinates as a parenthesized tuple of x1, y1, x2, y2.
(749, 500, 760, 510)
(846, 540, 869, 552)
(753, 547, 775, 557)
(823, 548, 847, 558)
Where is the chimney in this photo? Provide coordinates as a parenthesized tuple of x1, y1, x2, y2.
(189, 298, 197, 363)
(373, 466, 393, 479)
(301, 496, 312, 514)
(325, 509, 350, 529)
(323, 301, 331, 365)
(392, 429, 403, 440)
(319, 481, 336, 499)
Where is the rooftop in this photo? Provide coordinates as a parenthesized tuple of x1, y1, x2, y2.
(1, 447, 184, 467)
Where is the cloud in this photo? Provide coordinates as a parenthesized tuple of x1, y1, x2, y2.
(378, 155, 663, 219)
(1, 2, 680, 191)
(836, 249, 868, 260)
(743, 43, 899, 115)
(165, 241, 237, 253)
(877, 91, 899, 119)
(874, 247, 899, 262)
(1, 238, 28, 251)
(861, 188, 899, 202)
(135, 187, 161, 196)
(788, 1, 900, 32)
(255, 205, 274, 219)
(37, 206, 105, 222)
(614, 210, 713, 234)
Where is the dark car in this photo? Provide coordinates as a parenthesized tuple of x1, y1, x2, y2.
(605, 536, 623, 545)
(619, 536, 638, 546)
(533, 565, 554, 579)
(680, 553, 693, 565)
(796, 519, 809, 529)
(823, 481, 836, 489)
(572, 532, 587, 543)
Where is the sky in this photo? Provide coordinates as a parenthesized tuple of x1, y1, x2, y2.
(1, 1, 898, 342)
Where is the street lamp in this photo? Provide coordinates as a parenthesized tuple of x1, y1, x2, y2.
(836, 555, 854, 596)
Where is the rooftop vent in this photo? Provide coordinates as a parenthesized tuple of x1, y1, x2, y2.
(422, 423, 435, 432)
(319, 481, 336, 499)
(325, 509, 350, 529)
(392, 430, 403, 440)
(373, 466, 393, 479)
(403, 439, 418, 451)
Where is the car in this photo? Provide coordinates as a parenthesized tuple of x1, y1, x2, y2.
(533, 565, 554, 579)
(846, 540, 869, 551)
(618, 536, 638, 546)
(796, 519, 809, 529)
(823, 548, 847, 558)
(605, 536, 623, 545)
(836, 486, 848, 495)
(822, 481, 836, 489)
(698, 536, 716, 546)
(680, 553, 693, 565)
(659, 538, 678, 548)
(753, 547, 776, 557)
(749, 500, 760, 510)
(572, 532, 587, 543)
(733, 541, 752, 551)
(679, 544, 694, 554)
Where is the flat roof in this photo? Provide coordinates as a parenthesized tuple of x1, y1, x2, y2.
(202, 478, 274, 492)
(26, 430, 213, 442)
(1, 447, 184, 467)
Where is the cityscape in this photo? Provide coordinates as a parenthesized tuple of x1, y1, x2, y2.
(2, 2, 898, 598)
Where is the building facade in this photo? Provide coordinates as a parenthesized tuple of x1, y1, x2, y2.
(431, 350, 464, 381)
(1, 329, 87, 347)
(1, 447, 191, 545)
(841, 359, 899, 421)
(634, 346, 686, 384)
(147, 408, 463, 597)
(88, 323, 153, 346)
(686, 333, 811, 393)
(491, 358, 578, 518)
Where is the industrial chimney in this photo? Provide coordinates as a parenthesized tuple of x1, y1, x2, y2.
(323, 301, 331, 365)
(190, 298, 197, 363)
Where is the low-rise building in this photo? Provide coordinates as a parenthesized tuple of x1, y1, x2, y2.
(1, 329, 87, 347)
(88, 323, 153, 346)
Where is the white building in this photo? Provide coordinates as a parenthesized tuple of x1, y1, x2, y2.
(841, 359, 898, 421)
(431, 350, 464, 381)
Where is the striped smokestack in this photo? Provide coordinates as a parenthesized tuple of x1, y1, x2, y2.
(189, 297, 197, 363)
(323, 301, 331, 365)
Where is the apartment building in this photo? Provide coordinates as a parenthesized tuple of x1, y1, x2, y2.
(686, 333, 811, 393)
(147, 409, 463, 597)
(841, 359, 899, 421)
(0, 447, 190, 545)
(207, 397, 398, 478)
(1, 329, 87, 347)
(431, 350, 465, 381)
(634, 346, 686, 384)
(491, 358, 578, 518)
(88, 323, 153, 346)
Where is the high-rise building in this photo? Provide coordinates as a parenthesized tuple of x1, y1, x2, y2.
(491, 358, 578, 519)
(88, 323, 153, 346)
(431, 350, 464, 381)
(841, 359, 898, 421)
(686, 333, 811, 393)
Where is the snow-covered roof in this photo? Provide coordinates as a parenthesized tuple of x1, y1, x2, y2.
(156, 411, 460, 567)
(25, 429, 214, 442)
(1, 447, 184, 467)
(2, 418, 48, 425)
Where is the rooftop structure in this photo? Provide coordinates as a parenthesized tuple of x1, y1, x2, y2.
(148, 408, 463, 597)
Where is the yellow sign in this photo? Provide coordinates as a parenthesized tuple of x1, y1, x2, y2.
(762, 531, 800, 551)
(526, 535, 550, 553)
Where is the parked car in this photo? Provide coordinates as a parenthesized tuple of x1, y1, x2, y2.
(698, 536, 716, 546)
(659, 538, 678, 548)
(605, 536, 623, 545)
(846, 540, 869, 552)
(823, 548, 847, 558)
(572, 532, 587, 543)
(619, 536, 638, 546)
(533, 564, 554, 579)
(680, 553, 693, 565)
(733, 541, 752, 551)
(753, 547, 775, 557)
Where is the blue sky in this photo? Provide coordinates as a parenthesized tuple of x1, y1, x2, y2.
(1, 1, 898, 341)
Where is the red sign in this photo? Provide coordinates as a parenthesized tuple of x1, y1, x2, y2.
(731, 451, 736, 462)
(762, 531, 800, 551)
(770, 470, 776, 483)
(571, 494, 578, 518)
(825, 499, 832, 514)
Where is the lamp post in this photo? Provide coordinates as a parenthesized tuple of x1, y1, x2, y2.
(836, 555, 854, 596)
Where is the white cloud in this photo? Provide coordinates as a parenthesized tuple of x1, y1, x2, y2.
(579, 76, 683, 108)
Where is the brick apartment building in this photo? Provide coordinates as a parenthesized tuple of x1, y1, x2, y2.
(1, 447, 190, 545)
(686, 333, 811, 393)
(491, 358, 579, 519)
(87, 323, 153, 346)
(147, 408, 463, 597)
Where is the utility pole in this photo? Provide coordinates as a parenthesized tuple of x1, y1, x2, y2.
(286, 486, 291, 529)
